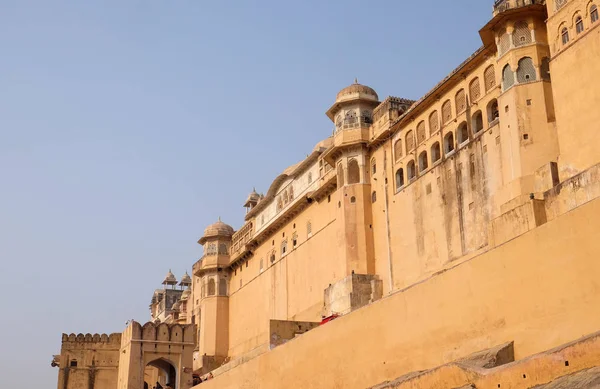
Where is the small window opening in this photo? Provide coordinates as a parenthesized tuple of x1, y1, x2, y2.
(395, 168, 404, 190)
(523, 134, 529, 140)
(350, 196, 356, 203)
(371, 191, 377, 203)
(561, 27, 569, 45)
(70, 360, 78, 368)
(576, 16, 584, 34)
(592, 5, 599, 23)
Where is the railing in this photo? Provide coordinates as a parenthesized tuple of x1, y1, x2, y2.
(493, 0, 543, 14)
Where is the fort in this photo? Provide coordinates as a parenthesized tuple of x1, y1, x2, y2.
(53, 0, 600, 387)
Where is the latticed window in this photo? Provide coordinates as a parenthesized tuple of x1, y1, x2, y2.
(337, 163, 345, 187)
(484, 65, 496, 92)
(207, 279, 216, 296)
(361, 110, 373, 125)
(394, 139, 403, 161)
(347, 159, 360, 184)
(307, 221, 312, 236)
(469, 78, 481, 102)
(576, 16, 584, 34)
(517, 57, 536, 83)
(218, 243, 228, 255)
(592, 5, 599, 23)
(206, 243, 217, 256)
(442, 100, 452, 124)
(561, 27, 569, 45)
(455, 89, 466, 114)
(502, 65, 515, 90)
(498, 33, 511, 56)
(555, 0, 567, 10)
(417, 121, 427, 144)
(406, 130, 415, 151)
(541, 57, 551, 81)
(513, 21, 532, 47)
(429, 111, 439, 133)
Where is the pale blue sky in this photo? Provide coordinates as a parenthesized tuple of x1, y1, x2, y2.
(0, 0, 491, 386)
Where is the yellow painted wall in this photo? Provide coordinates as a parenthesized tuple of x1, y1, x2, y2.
(547, 0, 600, 179)
(195, 196, 600, 389)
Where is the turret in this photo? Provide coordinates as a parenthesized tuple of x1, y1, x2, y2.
(193, 218, 234, 374)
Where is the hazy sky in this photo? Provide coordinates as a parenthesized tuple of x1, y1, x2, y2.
(0, 0, 491, 386)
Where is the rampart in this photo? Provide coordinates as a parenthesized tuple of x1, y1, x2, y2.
(193, 195, 600, 389)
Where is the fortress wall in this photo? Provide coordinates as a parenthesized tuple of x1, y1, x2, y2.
(194, 195, 600, 389)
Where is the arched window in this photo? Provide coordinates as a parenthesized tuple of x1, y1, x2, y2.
(431, 142, 441, 163)
(394, 139, 403, 162)
(337, 163, 345, 187)
(206, 243, 217, 256)
(484, 65, 496, 92)
(442, 100, 452, 124)
(561, 27, 570, 45)
(517, 57, 536, 83)
(218, 243, 228, 255)
(455, 89, 466, 114)
(406, 130, 415, 151)
(270, 251, 276, 263)
(502, 65, 515, 90)
(344, 109, 357, 127)
(395, 168, 405, 190)
(487, 99, 499, 123)
(371, 191, 377, 203)
(416, 121, 427, 144)
(498, 32, 511, 57)
(307, 221, 312, 236)
(469, 78, 481, 102)
(218, 279, 227, 296)
(207, 279, 216, 296)
(576, 16, 584, 34)
(371, 158, 377, 175)
(347, 159, 360, 184)
(281, 240, 288, 255)
(472, 111, 484, 134)
(540, 57, 551, 81)
(361, 110, 373, 125)
(458, 122, 469, 144)
(592, 5, 599, 23)
(418, 151, 428, 172)
(407, 160, 416, 180)
(513, 21, 532, 47)
(444, 132, 455, 154)
(429, 111, 439, 134)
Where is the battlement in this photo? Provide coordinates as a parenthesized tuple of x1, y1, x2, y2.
(121, 320, 195, 344)
(61, 333, 121, 344)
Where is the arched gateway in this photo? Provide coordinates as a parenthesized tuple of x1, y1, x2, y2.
(117, 321, 195, 389)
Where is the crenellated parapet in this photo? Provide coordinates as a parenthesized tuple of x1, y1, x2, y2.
(120, 320, 195, 344)
(61, 332, 121, 345)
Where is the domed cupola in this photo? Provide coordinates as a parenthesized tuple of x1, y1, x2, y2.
(244, 188, 261, 213)
(179, 272, 192, 289)
(326, 79, 380, 132)
(162, 269, 177, 288)
(198, 218, 234, 245)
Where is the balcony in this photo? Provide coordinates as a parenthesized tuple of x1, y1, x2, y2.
(493, 0, 544, 15)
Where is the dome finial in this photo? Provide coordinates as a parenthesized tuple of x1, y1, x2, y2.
(354, 77, 358, 84)
(218, 216, 221, 222)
